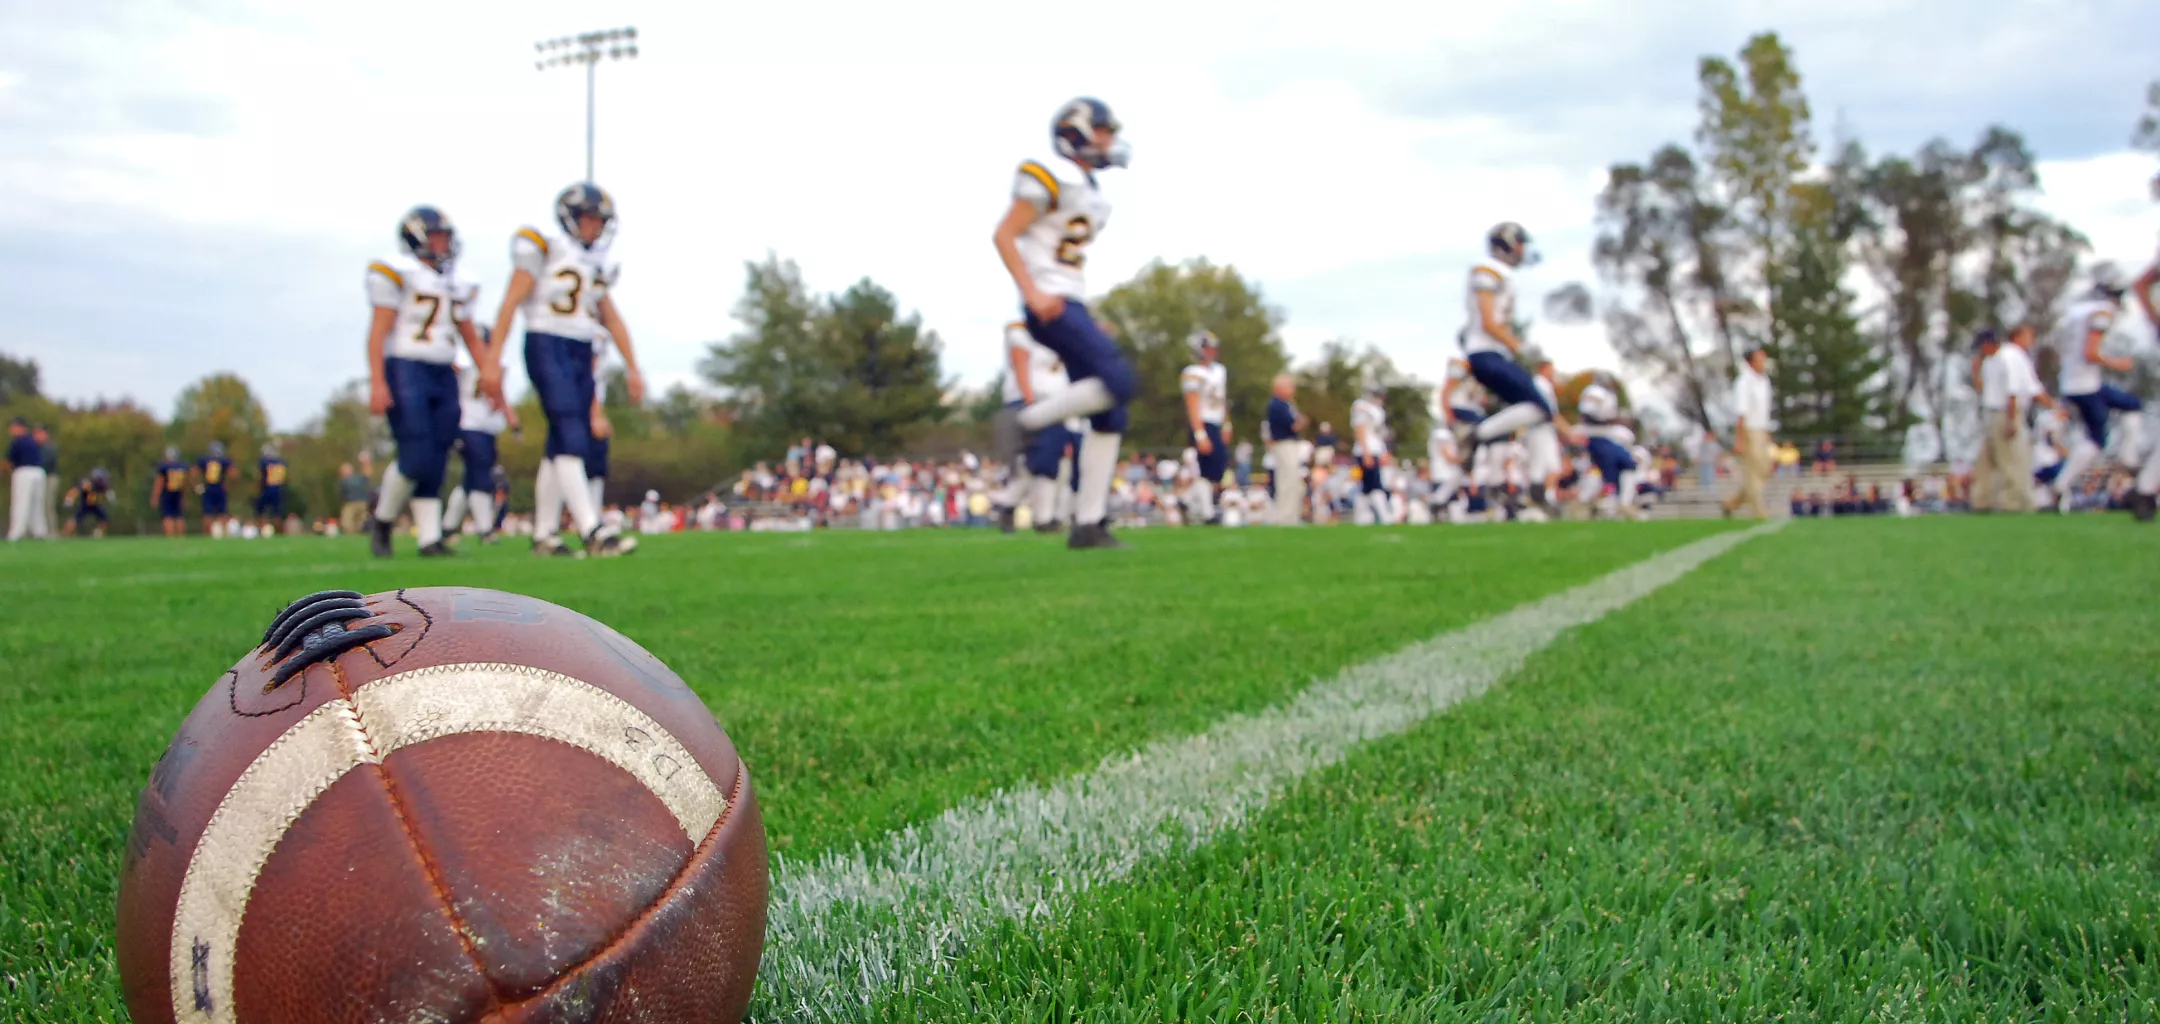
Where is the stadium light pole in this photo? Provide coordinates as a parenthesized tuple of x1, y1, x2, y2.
(534, 27, 639, 182)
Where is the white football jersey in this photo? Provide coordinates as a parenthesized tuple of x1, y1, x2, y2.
(365, 256, 471, 365)
(1011, 156, 1112, 303)
(2053, 296, 2120, 396)
(1460, 258, 1518, 357)
(456, 360, 507, 434)
(1350, 397, 1389, 457)
(511, 226, 613, 342)
(1000, 322, 1069, 404)
(1180, 362, 1229, 425)
(1427, 427, 1459, 471)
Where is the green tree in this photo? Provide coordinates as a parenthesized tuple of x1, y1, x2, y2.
(1095, 258, 1291, 450)
(1768, 176, 1896, 445)
(1592, 145, 1739, 433)
(0, 352, 39, 405)
(1289, 342, 1428, 459)
(1696, 31, 1815, 362)
(170, 373, 270, 463)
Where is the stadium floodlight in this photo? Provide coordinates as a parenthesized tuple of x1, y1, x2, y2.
(534, 26, 640, 182)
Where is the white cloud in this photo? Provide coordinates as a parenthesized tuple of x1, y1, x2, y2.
(3, 0, 2156, 431)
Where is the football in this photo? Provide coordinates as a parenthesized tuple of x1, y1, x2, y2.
(113, 587, 767, 1024)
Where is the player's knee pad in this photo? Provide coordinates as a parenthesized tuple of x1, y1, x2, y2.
(546, 409, 593, 460)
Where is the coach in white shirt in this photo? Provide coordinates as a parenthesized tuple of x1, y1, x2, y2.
(1972, 325, 2045, 512)
(1721, 346, 1777, 519)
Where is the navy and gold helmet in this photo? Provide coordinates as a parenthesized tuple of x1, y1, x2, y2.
(2090, 260, 2127, 299)
(398, 206, 459, 267)
(1053, 98, 1129, 171)
(1188, 329, 1219, 358)
(1488, 222, 1540, 267)
(555, 182, 616, 246)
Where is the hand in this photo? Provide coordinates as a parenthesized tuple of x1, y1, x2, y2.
(592, 408, 613, 439)
(505, 406, 522, 433)
(1025, 290, 1066, 322)
(369, 378, 391, 416)
(479, 363, 505, 402)
(626, 370, 646, 405)
(1194, 431, 1213, 455)
(1221, 423, 1234, 444)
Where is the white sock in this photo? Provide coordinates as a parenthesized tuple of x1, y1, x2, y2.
(1526, 424, 1561, 480)
(1475, 402, 1546, 443)
(998, 467, 1034, 509)
(469, 491, 496, 534)
(1190, 482, 1215, 521)
(554, 454, 601, 536)
(1019, 379, 1113, 431)
(1031, 476, 1060, 524)
(374, 465, 414, 522)
(589, 476, 606, 516)
(1075, 429, 1119, 526)
(1618, 470, 1641, 511)
(534, 460, 562, 539)
(412, 497, 443, 546)
(2116, 412, 2146, 468)
(1055, 458, 1076, 523)
(443, 487, 469, 534)
(2058, 440, 2100, 500)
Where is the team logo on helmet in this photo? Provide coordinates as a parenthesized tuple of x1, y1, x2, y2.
(555, 182, 617, 247)
(1188, 329, 1220, 358)
(399, 206, 459, 267)
(1488, 222, 1540, 267)
(2090, 260, 2128, 298)
(1053, 98, 1129, 171)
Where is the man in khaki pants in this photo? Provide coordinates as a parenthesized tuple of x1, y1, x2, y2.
(1264, 373, 1308, 524)
(1722, 346, 1777, 519)
(1972, 325, 2044, 511)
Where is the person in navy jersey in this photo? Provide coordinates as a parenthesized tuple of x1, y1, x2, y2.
(6, 418, 44, 541)
(194, 441, 234, 536)
(1264, 373, 1308, 525)
(152, 446, 189, 537)
(254, 442, 289, 531)
(66, 468, 111, 537)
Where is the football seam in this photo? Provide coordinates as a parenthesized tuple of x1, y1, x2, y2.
(480, 756, 749, 1016)
(358, 589, 432, 670)
(331, 659, 515, 1014)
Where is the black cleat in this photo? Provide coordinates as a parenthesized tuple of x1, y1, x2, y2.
(532, 536, 582, 558)
(997, 506, 1016, 534)
(367, 516, 394, 559)
(1067, 521, 1126, 550)
(417, 541, 454, 557)
(585, 529, 639, 558)
(1033, 519, 1064, 534)
(2132, 492, 2157, 523)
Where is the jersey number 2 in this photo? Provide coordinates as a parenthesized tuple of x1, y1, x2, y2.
(1056, 217, 1093, 268)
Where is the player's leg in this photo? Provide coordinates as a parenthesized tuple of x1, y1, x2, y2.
(371, 361, 424, 556)
(405, 363, 460, 555)
(2099, 386, 2145, 469)
(1023, 421, 1066, 531)
(461, 430, 499, 539)
(2054, 394, 2108, 512)
(526, 332, 622, 555)
(1465, 353, 1550, 446)
(1026, 302, 1134, 549)
(587, 435, 609, 518)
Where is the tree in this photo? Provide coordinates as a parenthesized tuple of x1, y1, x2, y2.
(170, 373, 270, 471)
(1768, 176, 1895, 445)
(1696, 32, 1815, 361)
(1095, 259, 1291, 450)
(1592, 145, 1739, 434)
(0, 353, 39, 405)
(700, 255, 949, 458)
(1289, 341, 1429, 459)
(2134, 79, 2160, 156)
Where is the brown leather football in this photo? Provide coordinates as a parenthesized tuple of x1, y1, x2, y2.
(115, 587, 767, 1023)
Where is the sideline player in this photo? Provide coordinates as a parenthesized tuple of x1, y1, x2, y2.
(1574, 374, 1643, 520)
(1350, 377, 1392, 525)
(1180, 329, 1231, 524)
(2048, 263, 2141, 513)
(195, 441, 233, 536)
(993, 98, 1135, 550)
(486, 183, 642, 557)
(65, 468, 111, 538)
(584, 313, 620, 520)
(1457, 223, 1555, 508)
(152, 446, 188, 536)
(364, 206, 495, 557)
(993, 320, 1077, 533)
(443, 335, 518, 543)
(254, 442, 288, 533)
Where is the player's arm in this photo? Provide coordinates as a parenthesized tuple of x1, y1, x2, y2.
(488, 233, 543, 359)
(1437, 377, 1459, 424)
(1182, 373, 1211, 453)
(1473, 272, 1521, 353)
(452, 296, 502, 401)
(993, 173, 1061, 321)
(2086, 320, 2133, 374)
(1007, 339, 1034, 405)
(596, 296, 644, 404)
(590, 348, 613, 439)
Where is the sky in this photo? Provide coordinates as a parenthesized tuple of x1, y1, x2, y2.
(3, 0, 2158, 430)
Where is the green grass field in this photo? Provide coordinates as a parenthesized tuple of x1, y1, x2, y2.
(2, 518, 2155, 1021)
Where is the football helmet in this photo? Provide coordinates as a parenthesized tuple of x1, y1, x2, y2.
(262, 441, 279, 458)
(1053, 98, 1129, 171)
(398, 206, 459, 267)
(1188, 329, 1219, 358)
(1488, 222, 1540, 267)
(2091, 260, 2128, 298)
(90, 467, 110, 486)
(163, 445, 179, 462)
(207, 441, 226, 459)
(556, 182, 617, 247)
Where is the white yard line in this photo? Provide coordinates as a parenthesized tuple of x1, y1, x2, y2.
(759, 522, 1783, 1020)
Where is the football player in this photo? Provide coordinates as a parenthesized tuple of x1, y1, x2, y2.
(195, 441, 234, 536)
(65, 468, 111, 538)
(584, 313, 620, 521)
(1179, 329, 1231, 524)
(364, 206, 496, 558)
(2047, 262, 2142, 513)
(1436, 355, 1487, 432)
(1574, 375, 1643, 520)
(1458, 223, 1557, 508)
(442, 334, 518, 543)
(254, 442, 288, 532)
(1519, 359, 1571, 522)
(486, 183, 641, 558)
(2130, 241, 2160, 520)
(152, 446, 188, 536)
(993, 321, 1078, 533)
(1350, 377, 1392, 525)
(1424, 391, 1465, 521)
(993, 97, 1135, 550)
